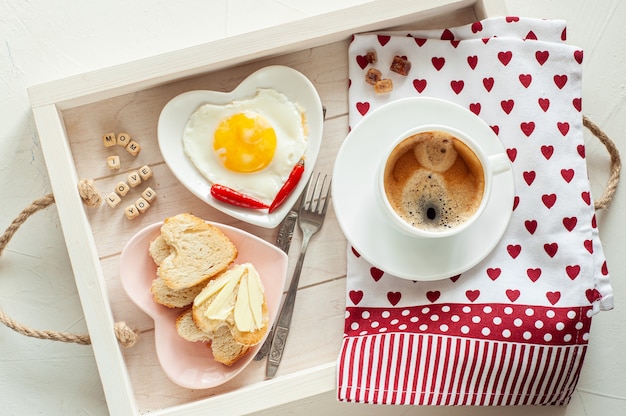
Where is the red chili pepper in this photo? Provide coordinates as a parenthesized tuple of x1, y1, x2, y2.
(210, 184, 269, 209)
(268, 158, 305, 213)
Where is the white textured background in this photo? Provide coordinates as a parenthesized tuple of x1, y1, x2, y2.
(1, 1, 624, 415)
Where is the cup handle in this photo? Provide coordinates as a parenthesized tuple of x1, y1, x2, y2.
(489, 153, 511, 175)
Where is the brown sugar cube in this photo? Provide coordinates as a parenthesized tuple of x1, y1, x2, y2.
(106, 155, 120, 170)
(366, 50, 378, 64)
(135, 197, 150, 213)
(141, 187, 156, 203)
(117, 132, 131, 148)
(124, 204, 140, 220)
(127, 171, 142, 188)
(374, 79, 393, 94)
(138, 165, 153, 180)
(390, 55, 412, 76)
(365, 68, 382, 85)
(115, 181, 130, 197)
(105, 192, 121, 208)
(126, 140, 141, 156)
(102, 132, 116, 147)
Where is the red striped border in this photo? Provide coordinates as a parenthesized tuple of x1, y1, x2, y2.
(337, 333, 586, 405)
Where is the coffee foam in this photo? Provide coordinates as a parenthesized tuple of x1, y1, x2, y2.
(384, 131, 485, 232)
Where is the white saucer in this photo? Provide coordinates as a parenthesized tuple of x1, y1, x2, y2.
(332, 97, 515, 281)
(157, 65, 323, 228)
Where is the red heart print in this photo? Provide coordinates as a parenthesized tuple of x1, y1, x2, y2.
(498, 51, 513, 66)
(501, 99, 514, 114)
(561, 169, 574, 183)
(414, 37, 427, 47)
(521, 121, 535, 137)
(482, 37, 490, 44)
(525, 31, 537, 40)
(449, 274, 461, 282)
(356, 55, 369, 69)
(469, 103, 481, 115)
(581, 191, 591, 205)
(377, 35, 390, 46)
(541, 145, 554, 159)
(527, 268, 542, 282)
(426, 291, 441, 303)
(413, 79, 427, 93)
(544, 242, 559, 258)
(506, 289, 521, 302)
(561, 27, 567, 41)
(585, 288, 602, 303)
(506, 16, 520, 22)
(471, 21, 483, 33)
(523, 171, 536, 186)
(450, 80, 464, 94)
(487, 268, 501, 280)
(546, 291, 561, 305)
(507, 244, 521, 259)
(542, 194, 557, 209)
(535, 50, 549, 65)
(440, 28, 454, 41)
(351, 247, 360, 257)
(387, 291, 401, 306)
(349, 290, 363, 305)
(432, 57, 445, 71)
(371, 267, 384, 282)
(557, 122, 570, 136)
(538, 98, 550, 112)
(513, 196, 520, 211)
(483, 77, 494, 92)
(465, 290, 480, 302)
(518, 74, 532, 88)
(592, 214, 597, 229)
(563, 217, 578, 231)
(566, 265, 581, 280)
(573, 97, 582, 112)
(574, 50, 583, 64)
(524, 220, 538, 234)
(577, 144, 586, 158)
(554, 74, 568, 89)
(584, 239, 594, 254)
(602, 261, 609, 276)
(356, 102, 370, 116)
(506, 148, 517, 162)
(467, 55, 478, 69)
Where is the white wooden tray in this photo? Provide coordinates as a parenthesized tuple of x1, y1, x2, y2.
(28, 1, 506, 414)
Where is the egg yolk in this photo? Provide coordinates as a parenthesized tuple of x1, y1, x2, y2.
(213, 112, 277, 173)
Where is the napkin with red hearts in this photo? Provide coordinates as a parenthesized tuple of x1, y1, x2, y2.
(337, 16, 613, 406)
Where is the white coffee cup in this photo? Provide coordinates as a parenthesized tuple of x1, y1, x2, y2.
(378, 124, 510, 239)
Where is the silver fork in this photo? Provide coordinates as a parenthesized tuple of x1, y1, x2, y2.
(266, 173, 332, 379)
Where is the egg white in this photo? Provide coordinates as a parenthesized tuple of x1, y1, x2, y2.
(182, 88, 308, 204)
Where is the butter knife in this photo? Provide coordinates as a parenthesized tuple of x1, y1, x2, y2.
(253, 191, 304, 361)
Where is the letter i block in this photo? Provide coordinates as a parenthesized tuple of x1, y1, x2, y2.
(124, 204, 140, 220)
(107, 155, 121, 170)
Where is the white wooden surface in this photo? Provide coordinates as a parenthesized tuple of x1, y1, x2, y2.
(1, 1, 625, 415)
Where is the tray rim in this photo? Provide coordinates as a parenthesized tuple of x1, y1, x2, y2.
(28, 0, 506, 414)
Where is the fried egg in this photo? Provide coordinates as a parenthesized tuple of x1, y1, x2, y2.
(182, 88, 308, 204)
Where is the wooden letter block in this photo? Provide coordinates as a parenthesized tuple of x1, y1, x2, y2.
(107, 155, 120, 170)
(115, 181, 130, 196)
(127, 171, 142, 188)
(124, 204, 140, 220)
(102, 132, 116, 147)
(117, 132, 131, 148)
(138, 165, 153, 180)
(105, 192, 121, 208)
(126, 141, 141, 156)
(135, 197, 150, 213)
(141, 187, 156, 203)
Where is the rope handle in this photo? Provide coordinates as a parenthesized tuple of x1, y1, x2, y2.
(0, 115, 620, 347)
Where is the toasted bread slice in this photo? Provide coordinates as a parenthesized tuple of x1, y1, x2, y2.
(192, 263, 269, 347)
(158, 213, 237, 291)
(176, 310, 249, 366)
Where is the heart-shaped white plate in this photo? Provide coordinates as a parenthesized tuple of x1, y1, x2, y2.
(157, 65, 323, 228)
